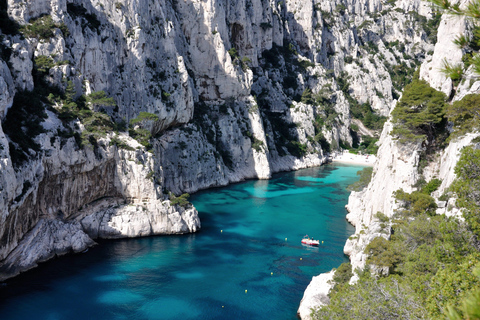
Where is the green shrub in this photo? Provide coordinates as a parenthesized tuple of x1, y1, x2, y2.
(385, 62, 418, 96)
(375, 212, 389, 223)
(421, 178, 442, 194)
(394, 189, 437, 216)
(350, 102, 386, 131)
(162, 91, 171, 101)
(391, 79, 446, 144)
(228, 47, 239, 60)
(364, 41, 379, 54)
(55, 88, 116, 148)
(364, 236, 402, 270)
(331, 262, 353, 293)
(21, 15, 69, 39)
(440, 59, 463, 86)
(347, 167, 373, 192)
(109, 136, 135, 151)
(450, 146, 480, 236)
(335, 3, 346, 14)
(314, 271, 428, 319)
(301, 88, 314, 104)
(286, 141, 307, 157)
(113, 119, 128, 132)
(146, 171, 154, 180)
(241, 56, 252, 71)
(447, 94, 480, 139)
(445, 265, 480, 320)
(421, 11, 441, 43)
(170, 193, 190, 207)
(86, 91, 116, 108)
(127, 112, 159, 149)
(317, 175, 480, 320)
(81, 112, 115, 146)
(129, 112, 159, 125)
(22, 15, 57, 40)
(359, 136, 379, 154)
(470, 54, 480, 74)
(34, 55, 55, 74)
(129, 127, 152, 149)
(251, 137, 264, 152)
(298, 59, 315, 70)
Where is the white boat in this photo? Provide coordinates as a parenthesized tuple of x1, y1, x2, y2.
(301, 235, 319, 246)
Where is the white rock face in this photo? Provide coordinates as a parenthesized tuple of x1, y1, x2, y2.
(420, 14, 466, 96)
(424, 132, 480, 217)
(346, 121, 421, 226)
(81, 199, 200, 239)
(297, 271, 335, 320)
(0, 219, 95, 279)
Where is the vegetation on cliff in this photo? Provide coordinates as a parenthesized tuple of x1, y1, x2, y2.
(316, 198, 479, 319)
(391, 79, 447, 145)
(316, 134, 480, 319)
(347, 167, 373, 192)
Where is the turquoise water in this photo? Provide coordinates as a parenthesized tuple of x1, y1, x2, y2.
(0, 164, 363, 319)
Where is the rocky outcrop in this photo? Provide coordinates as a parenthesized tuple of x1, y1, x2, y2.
(298, 271, 334, 320)
(420, 10, 466, 96)
(0, 129, 200, 280)
(0, 219, 94, 279)
(424, 132, 480, 216)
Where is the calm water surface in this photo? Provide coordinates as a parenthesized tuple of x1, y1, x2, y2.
(0, 164, 364, 319)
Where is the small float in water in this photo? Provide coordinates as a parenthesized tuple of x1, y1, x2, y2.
(301, 235, 319, 246)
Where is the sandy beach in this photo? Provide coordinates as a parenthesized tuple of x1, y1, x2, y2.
(330, 151, 376, 166)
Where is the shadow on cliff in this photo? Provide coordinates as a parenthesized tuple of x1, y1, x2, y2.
(156, 0, 325, 190)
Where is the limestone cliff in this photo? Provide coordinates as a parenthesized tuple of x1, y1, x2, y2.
(298, 8, 480, 319)
(343, 8, 478, 279)
(0, 0, 438, 279)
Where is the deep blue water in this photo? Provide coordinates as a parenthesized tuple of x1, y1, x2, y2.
(0, 164, 364, 320)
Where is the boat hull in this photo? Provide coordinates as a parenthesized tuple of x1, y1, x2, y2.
(301, 239, 319, 246)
